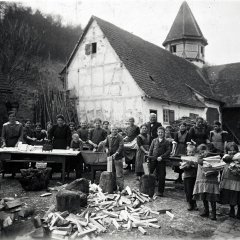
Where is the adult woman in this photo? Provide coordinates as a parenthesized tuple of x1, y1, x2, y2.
(135, 124, 150, 179)
(123, 117, 140, 170)
(1, 111, 23, 148)
(1, 111, 24, 177)
(189, 117, 209, 147)
(48, 115, 71, 149)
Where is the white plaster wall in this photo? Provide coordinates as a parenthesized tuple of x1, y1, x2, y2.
(141, 98, 206, 126)
(66, 20, 145, 127)
(165, 40, 205, 63)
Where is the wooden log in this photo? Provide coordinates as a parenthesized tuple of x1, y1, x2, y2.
(102, 210, 118, 218)
(112, 218, 120, 230)
(157, 208, 172, 214)
(148, 223, 161, 229)
(89, 218, 106, 232)
(77, 228, 97, 237)
(65, 178, 89, 194)
(166, 211, 174, 219)
(18, 206, 35, 218)
(139, 174, 156, 197)
(138, 226, 147, 235)
(5, 200, 22, 209)
(56, 189, 87, 213)
(70, 231, 78, 239)
(125, 186, 132, 196)
(99, 171, 116, 194)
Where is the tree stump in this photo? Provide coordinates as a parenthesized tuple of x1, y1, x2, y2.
(65, 178, 89, 194)
(56, 189, 87, 213)
(139, 174, 156, 197)
(99, 171, 117, 194)
(19, 168, 52, 191)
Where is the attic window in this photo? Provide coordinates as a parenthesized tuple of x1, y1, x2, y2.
(170, 45, 176, 53)
(85, 42, 97, 55)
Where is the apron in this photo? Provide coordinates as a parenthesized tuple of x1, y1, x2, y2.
(135, 134, 150, 173)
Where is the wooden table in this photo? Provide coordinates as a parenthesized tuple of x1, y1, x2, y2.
(0, 148, 81, 182)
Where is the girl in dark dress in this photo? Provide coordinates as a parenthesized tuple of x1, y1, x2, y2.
(135, 124, 150, 179)
(48, 115, 71, 149)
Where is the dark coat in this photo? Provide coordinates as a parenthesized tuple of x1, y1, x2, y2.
(149, 138, 171, 160)
(145, 121, 162, 143)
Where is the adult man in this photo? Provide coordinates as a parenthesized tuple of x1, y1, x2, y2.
(145, 113, 162, 144)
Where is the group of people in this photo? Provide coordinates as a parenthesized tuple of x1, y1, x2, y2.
(1, 112, 240, 221)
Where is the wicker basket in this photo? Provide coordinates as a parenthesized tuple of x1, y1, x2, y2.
(81, 151, 107, 165)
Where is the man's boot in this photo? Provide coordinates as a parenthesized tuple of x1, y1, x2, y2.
(200, 200, 209, 217)
(229, 205, 235, 218)
(210, 202, 217, 220)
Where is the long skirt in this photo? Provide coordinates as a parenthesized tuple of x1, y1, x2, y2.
(135, 145, 149, 174)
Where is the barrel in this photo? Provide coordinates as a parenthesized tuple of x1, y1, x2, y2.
(139, 174, 156, 197)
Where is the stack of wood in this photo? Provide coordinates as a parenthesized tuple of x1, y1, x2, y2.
(229, 153, 240, 176)
(39, 184, 170, 239)
(0, 197, 34, 234)
(202, 155, 225, 176)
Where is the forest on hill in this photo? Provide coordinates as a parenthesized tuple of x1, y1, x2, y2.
(0, 2, 83, 125)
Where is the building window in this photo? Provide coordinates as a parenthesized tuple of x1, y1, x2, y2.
(85, 42, 97, 55)
(170, 45, 176, 53)
(163, 109, 175, 123)
(200, 46, 204, 56)
(189, 113, 199, 120)
(150, 109, 158, 120)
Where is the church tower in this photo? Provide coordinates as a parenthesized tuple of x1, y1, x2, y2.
(163, 1, 207, 68)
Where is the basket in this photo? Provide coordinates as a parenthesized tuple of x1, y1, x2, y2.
(81, 151, 107, 165)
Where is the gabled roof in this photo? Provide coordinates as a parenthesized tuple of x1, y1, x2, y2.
(62, 16, 219, 108)
(163, 1, 207, 46)
(204, 63, 240, 108)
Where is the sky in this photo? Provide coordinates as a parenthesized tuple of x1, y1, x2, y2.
(6, 0, 240, 65)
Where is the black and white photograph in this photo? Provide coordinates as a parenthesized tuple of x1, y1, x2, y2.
(0, 0, 240, 239)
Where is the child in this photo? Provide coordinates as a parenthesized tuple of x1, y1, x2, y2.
(220, 142, 240, 219)
(88, 118, 107, 151)
(105, 125, 124, 191)
(70, 133, 83, 151)
(135, 124, 150, 180)
(193, 144, 220, 220)
(181, 144, 198, 211)
(149, 127, 171, 197)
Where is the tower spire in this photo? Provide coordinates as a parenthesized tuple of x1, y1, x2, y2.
(163, 1, 207, 67)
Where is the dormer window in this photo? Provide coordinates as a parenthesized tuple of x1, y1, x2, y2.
(170, 45, 176, 53)
(85, 42, 97, 55)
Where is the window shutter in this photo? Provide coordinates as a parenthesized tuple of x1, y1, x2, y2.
(169, 110, 175, 123)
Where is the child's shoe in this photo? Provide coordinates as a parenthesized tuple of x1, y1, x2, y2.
(200, 200, 209, 217)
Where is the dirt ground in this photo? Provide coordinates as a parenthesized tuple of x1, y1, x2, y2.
(0, 167, 231, 240)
